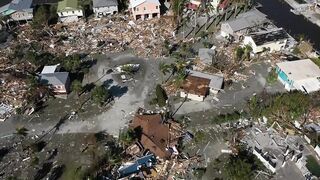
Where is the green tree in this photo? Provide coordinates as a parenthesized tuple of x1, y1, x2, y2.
(27, 75, 39, 89)
(15, 127, 28, 136)
(224, 158, 253, 180)
(91, 86, 111, 106)
(235, 47, 244, 61)
(62, 54, 81, 72)
(244, 45, 253, 60)
(223, 145, 263, 180)
(119, 129, 138, 146)
(32, 5, 50, 28)
(155, 84, 168, 107)
(71, 80, 83, 95)
(172, 0, 187, 25)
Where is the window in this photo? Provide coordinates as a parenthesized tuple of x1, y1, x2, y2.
(134, 7, 136, 11)
(72, 11, 75, 14)
(136, 7, 139, 11)
(144, 7, 146, 11)
(156, 6, 158, 9)
(60, 12, 63, 16)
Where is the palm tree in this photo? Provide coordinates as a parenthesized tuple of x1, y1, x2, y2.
(15, 127, 28, 137)
(173, 70, 187, 88)
(172, 0, 187, 25)
(159, 62, 172, 83)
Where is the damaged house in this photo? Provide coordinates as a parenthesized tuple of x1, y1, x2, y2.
(220, 8, 268, 40)
(129, 112, 183, 159)
(243, 28, 289, 53)
(57, 0, 83, 23)
(180, 70, 224, 101)
(93, 0, 118, 17)
(39, 64, 70, 95)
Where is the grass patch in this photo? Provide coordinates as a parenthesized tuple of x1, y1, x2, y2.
(306, 155, 320, 177)
(210, 111, 245, 124)
(266, 68, 278, 85)
(193, 130, 206, 144)
(311, 57, 320, 68)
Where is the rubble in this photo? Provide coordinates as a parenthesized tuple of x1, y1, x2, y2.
(14, 16, 176, 58)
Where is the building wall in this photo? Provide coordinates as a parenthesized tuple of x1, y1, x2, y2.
(93, 5, 118, 17)
(180, 91, 205, 101)
(244, 36, 287, 53)
(210, 88, 219, 94)
(51, 77, 70, 94)
(52, 85, 67, 94)
(220, 23, 233, 37)
(253, 149, 276, 173)
(58, 9, 83, 18)
(315, 145, 320, 158)
(10, 11, 33, 21)
(131, 2, 160, 20)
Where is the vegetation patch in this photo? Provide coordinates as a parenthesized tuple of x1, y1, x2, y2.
(306, 155, 320, 177)
(266, 68, 278, 85)
(210, 111, 245, 124)
(248, 91, 310, 125)
(311, 57, 320, 68)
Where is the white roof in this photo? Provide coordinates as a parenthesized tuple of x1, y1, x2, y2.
(276, 59, 320, 81)
(188, 70, 223, 90)
(41, 64, 60, 74)
(129, 0, 160, 8)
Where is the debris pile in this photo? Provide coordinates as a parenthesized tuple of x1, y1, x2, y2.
(116, 108, 200, 179)
(0, 72, 29, 108)
(15, 16, 176, 58)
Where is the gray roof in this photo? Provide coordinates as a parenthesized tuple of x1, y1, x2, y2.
(304, 123, 320, 133)
(198, 48, 215, 64)
(224, 8, 267, 32)
(93, 0, 118, 8)
(4, 0, 33, 12)
(0, 0, 12, 7)
(40, 72, 69, 86)
(188, 70, 223, 90)
(32, 0, 58, 6)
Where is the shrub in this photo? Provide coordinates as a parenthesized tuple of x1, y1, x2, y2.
(306, 155, 320, 177)
(91, 86, 111, 106)
(266, 68, 278, 84)
(155, 84, 168, 107)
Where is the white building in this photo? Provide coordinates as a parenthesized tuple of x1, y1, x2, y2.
(220, 8, 268, 39)
(180, 70, 223, 101)
(93, 0, 118, 17)
(243, 28, 289, 53)
(253, 147, 277, 173)
(276, 59, 320, 93)
(57, 0, 83, 23)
